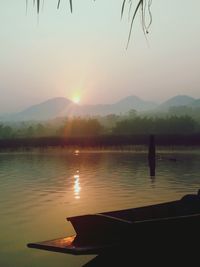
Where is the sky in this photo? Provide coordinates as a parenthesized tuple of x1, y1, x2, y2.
(0, 0, 200, 113)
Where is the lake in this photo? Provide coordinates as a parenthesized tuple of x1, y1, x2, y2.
(1, 149, 200, 267)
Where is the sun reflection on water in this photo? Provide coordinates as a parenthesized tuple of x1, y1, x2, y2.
(74, 150, 80, 156)
(74, 170, 81, 199)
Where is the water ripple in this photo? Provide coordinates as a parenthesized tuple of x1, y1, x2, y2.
(0, 151, 200, 267)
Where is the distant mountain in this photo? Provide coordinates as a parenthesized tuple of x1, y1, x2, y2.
(5, 97, 76, 121)
(72, 95, 158, 116)
(114, 95, 157, 112)
(189, 99, 200, 108)
(158, 95, 195, 111)
(2, 94, 199, 122)
(2, 95, 158, 121)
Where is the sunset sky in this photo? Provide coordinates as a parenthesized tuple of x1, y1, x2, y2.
(0, 0, 200, 113)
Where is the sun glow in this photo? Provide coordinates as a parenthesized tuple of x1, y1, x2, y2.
(73, 96, 81, 104)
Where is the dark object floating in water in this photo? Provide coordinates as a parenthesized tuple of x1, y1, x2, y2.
(27, 190, 200, 256)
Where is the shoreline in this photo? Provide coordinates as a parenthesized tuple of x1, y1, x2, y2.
(0, 145, 200, 155)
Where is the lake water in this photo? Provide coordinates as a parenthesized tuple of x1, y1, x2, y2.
(1, 149, 200, 267)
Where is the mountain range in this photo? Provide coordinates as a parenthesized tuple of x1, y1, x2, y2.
(1, 95, 200, 121)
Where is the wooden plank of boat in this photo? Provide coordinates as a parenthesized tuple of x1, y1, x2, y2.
(27, 234, 122, 255)
(27, 214, 132, 255)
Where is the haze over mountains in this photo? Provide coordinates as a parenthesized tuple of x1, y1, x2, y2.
(1, 95, 200, 121)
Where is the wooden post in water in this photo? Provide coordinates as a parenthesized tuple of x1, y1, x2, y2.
(148, 134, 156, 177)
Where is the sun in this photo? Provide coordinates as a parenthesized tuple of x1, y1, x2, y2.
(73, 96, 81, 104)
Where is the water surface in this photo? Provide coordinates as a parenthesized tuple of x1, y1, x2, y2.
(0, 150, 200, 267)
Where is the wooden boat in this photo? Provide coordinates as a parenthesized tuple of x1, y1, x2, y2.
(27, 190, 200, 256)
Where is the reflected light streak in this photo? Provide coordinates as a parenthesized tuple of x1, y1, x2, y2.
(74, 171, 81, 199)
(74, 150, 80, 156)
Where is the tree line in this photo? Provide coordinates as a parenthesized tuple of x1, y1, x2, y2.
(0, 115, 199, 140)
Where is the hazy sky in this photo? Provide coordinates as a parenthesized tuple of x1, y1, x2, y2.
(0, 0, 200, 113)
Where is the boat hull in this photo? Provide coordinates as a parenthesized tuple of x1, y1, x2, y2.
(27, 192, 200, 255)
(27, 213, 200, 255)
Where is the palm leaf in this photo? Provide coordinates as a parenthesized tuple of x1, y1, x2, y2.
(126, 0, 143, 48)
(37, 0, 40, 13)
(69, 0, 72, 13)
(57, 0, 61, 9)
(121, 0, 126, 19)
(27, 0, 153, 47)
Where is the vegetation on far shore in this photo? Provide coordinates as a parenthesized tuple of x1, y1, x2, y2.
(1, 111, 200, 150)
